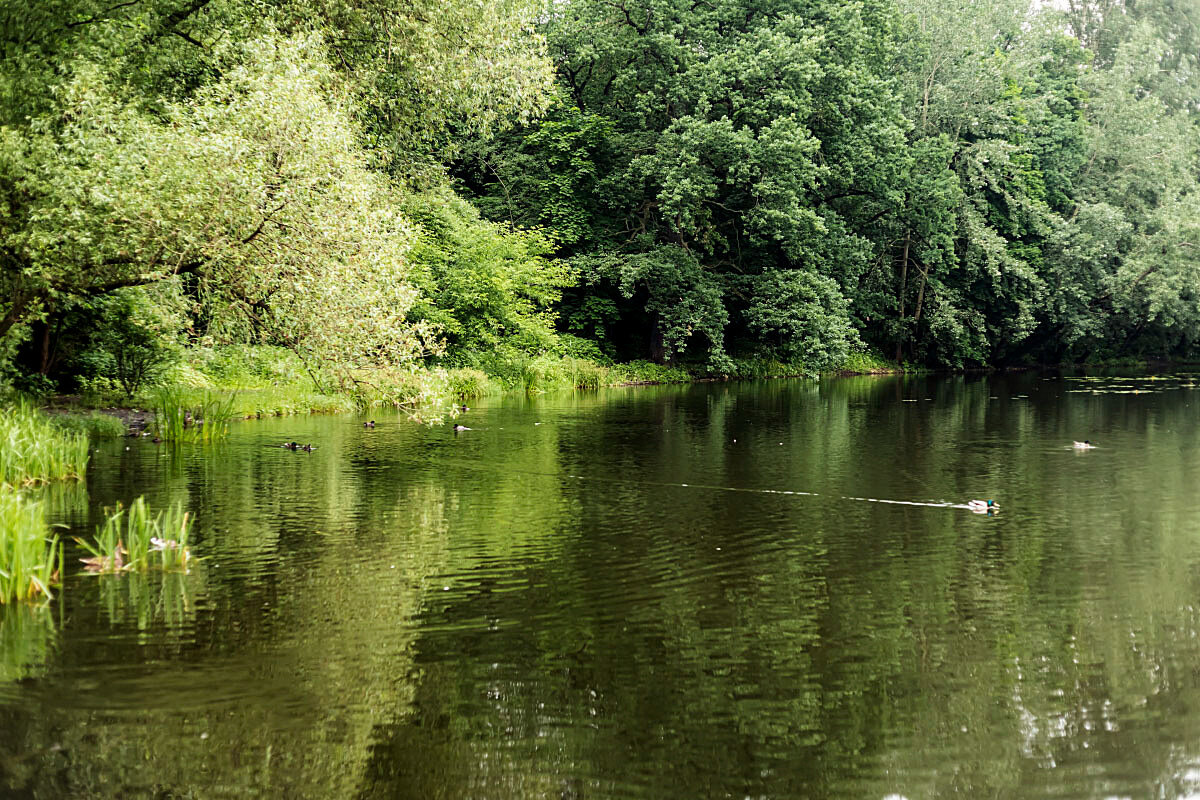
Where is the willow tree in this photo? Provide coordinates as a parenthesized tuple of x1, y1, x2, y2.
(0, 0, 556, 379)
(0, 35, 433, 378)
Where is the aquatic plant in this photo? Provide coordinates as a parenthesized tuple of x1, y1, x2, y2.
(0, 400, 90, 487)
(445, 368, 498, 400)
(0, 488, 63, 604)
(153, 388, 238, 442)
(77, 497, 193, 574)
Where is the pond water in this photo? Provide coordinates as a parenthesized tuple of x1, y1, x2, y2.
(4, 371, 1200, 799)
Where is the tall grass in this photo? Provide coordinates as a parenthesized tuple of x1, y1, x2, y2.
(0, 400, 90, 487)
(831, 349, 898, 374)
(606, 360, 692, 385)
(45, 410, 127, 438)
(0, 488, 62, 604)
(77, 497, 193, 574)
(445, 368, 499, 400)
(153, 388, 238, 442)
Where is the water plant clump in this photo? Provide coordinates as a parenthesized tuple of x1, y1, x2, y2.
(0, 400, 90, 487)
(0, 488, 63, 604)
(152, 388, 238, 442)
(77, 497, 193, 574)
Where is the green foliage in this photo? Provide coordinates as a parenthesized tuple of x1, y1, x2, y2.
(2, 0, 1199, 395)
(74, 285, 185, 398)
(152, 388, 237, 442)
(835, 349, 899, 374)
(187, 345, 308, 388)
(455, 0, 1199, 370)
(575, 246, 732, 369)
(0, 488, 62, 604)
(444, 369, 499, 401)
(45, 411, 126, 439)
(607, 361, 694, 385)
(461, 0, 909, 367)
(298, 0, 556, 174)
(77, 497, 193, 574)
(742, 270, 860, 370)
(0, 401, 90, 487)
(403, 190, 571, 358)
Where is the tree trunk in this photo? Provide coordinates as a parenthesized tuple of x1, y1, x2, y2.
(649, 315, 666, 363)
(895, 233, 911, 364)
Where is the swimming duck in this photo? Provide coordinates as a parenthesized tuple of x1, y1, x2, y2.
(302, 444, 315, 451)
(967, 499, 997, 513)
(460, 405, 470, 412)
(364, 420, 375, 428)
(80, 542, 126, 573)
(454, 425, 471, 432)
(1073, 440, 1095, 449)
(281, 441, 300, 450)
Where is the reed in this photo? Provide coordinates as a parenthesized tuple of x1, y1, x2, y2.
(77, 496, 193, 574)
(0, 400, 90, 487)
(444, 368, 498, 400)
(0, 488, 63, 604)
(152, 388, 238, 442)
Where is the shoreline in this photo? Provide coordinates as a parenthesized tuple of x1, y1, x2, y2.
(33, 357, 1198, 434)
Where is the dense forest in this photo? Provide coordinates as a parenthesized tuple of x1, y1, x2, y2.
(1, 0, 1198, 403)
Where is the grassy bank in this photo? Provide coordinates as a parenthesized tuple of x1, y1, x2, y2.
(0, 403, 81, 604)
(0, 401, 91, 487)
(36, 344, 900, 427)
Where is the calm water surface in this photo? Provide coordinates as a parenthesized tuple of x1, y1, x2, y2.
(3, 372, 1200, 799)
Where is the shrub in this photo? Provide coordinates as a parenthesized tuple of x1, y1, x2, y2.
(74, 285, 186, 399)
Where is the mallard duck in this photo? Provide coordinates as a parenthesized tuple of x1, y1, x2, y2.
(80, 542, 127, 573)
(281, 441, 300, 450)
(967, 499, 997, 512)
(364, 420, 376, 428)
(302, 443, 315, 451)
(454, 424, 471, 432)
(1073, 440, 1095, 449)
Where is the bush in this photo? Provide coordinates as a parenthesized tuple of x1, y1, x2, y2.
(402, 189, 572, 357)
(743, 270, 860, 370)
(72, 284, 186, 399)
